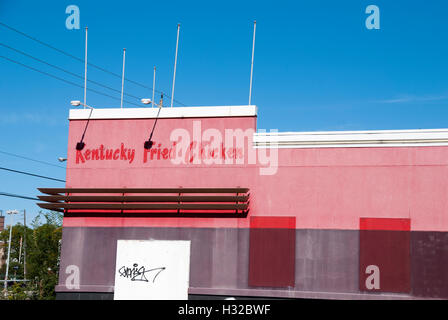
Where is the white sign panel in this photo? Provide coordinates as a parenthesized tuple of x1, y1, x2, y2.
(114, 240, 191, 300)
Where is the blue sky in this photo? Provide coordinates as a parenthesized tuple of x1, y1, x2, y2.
(1, 0, 447, 223)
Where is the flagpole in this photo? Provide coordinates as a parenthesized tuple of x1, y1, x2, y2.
(171, 23, 180, 108)
(152, 66, 156, 108)
(84, 27, 88, 108)
(248, 20, 256, 106)
(121, 48, 126, 109)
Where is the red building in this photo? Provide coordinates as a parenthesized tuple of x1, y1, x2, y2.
(37, 105, 448, 299)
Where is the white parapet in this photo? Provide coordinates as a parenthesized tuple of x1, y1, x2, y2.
(253, 128, 448, 148)
(69, 105, 257, 120)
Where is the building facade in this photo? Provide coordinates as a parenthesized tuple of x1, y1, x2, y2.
(38, 106, 448, 299)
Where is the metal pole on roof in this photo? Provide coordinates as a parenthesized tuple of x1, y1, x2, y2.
(83, 27, 88, 109)
(121, 48, 126, 109)
(152, 66, 156, 108)
(171, 24, 180, 108)
(248, 20, 256, 106)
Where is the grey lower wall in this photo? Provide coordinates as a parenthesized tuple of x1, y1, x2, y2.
(55, 227, 448, 299)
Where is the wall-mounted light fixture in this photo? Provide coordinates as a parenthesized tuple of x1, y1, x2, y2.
(141, 94, 163, 150)
(70, 100, 94, 151)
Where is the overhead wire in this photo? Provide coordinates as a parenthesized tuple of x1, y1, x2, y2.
(0, 54, 142, 107)
(0, 167, 65, 183)
(0, 192, 38, 201)
(0, 150, 65, 169)
(0, 42, 144, 102)
(0, 21, 187, 106)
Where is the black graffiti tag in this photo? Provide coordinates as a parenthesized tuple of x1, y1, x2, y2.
(118, 263, 166, 283)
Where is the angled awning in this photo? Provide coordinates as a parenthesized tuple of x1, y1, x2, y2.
(37, 188, 250, 215)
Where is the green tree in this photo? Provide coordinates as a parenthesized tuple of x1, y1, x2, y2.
(8, 282, 35, 300)
(0, 210, 62, 300)
(0, 224, 32, 282)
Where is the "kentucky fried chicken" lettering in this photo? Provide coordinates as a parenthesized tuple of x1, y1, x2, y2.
(76, 143, 135, 164)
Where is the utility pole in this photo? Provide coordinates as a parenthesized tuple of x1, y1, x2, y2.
(4, 210, 18, 291)
(14, 236, 22, 280)
(4, 217, 12, 290)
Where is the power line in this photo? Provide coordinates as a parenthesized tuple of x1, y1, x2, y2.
(0, 167, 65, 183)
(0, 21, 187, 107)
(0, 150, 65, 169)
(0, 42, 143, 102)
(0, 22, 84, 64)
(0, 54, 142, 107)
(0, 192, 38, 201)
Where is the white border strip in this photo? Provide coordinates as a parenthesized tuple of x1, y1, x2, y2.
(254, 129, 448, 148)
(69, 105, 257, 120)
